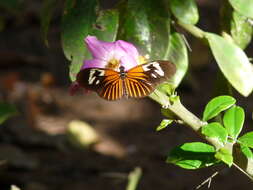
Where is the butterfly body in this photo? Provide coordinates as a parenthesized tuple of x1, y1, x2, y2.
(77, 61, 176, 101)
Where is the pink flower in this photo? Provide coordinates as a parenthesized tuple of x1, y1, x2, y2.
(81, 35, 141, 71)
(70, 36, 143, 95)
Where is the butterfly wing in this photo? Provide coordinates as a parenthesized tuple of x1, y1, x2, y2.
(125, 61, 176, 98)
(76, 68, 123, 101)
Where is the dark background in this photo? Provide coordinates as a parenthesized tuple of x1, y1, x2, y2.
(0, 0, 253, 189)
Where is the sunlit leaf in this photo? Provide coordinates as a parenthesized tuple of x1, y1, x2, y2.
(169, 0, 199, 25)
(229, 0, 253, 19)
(220, 1, 253, 49)
(240, 144, 253, 159)
(205, 33, 253, 96)
(223, 106, 245, 139)
(215, 147, 233, 167)
(201, 122, 228, 145)
(203, 95, 236, 121)
(238, 132, 253, 148)
(156, 119, 173, 131)
(167, 142, 218, 169)
(62, 0, 119, 81)
(231, 11, 253, 49)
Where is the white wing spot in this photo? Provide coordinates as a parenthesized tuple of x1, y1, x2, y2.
(151, 73, 157, 78)
(143, 62, 164, 77)
(88, 69, 105, 85)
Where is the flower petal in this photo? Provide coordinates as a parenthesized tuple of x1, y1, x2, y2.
(81, 59, 107, 69)
(85, 35, 115, 61)
(120, 55, 139, 71)
(116, 40, 139, 60)
(83, 36, 141, 71)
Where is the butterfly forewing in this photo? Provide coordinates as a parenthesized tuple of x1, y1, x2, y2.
(76, 68, 123, 100)
(125, 61, 176, 98)
(129, 61, 176, 84)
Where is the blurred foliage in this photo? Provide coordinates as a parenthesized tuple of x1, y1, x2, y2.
(0, 103, 17, 124)
(0, 0, 23, 13)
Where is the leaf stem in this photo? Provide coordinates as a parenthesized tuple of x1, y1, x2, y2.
(176, 21, 205, 39)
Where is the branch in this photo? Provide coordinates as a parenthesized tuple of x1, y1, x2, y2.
(149, 90, 253, 180)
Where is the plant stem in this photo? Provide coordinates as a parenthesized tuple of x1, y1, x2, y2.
(149, 91, 253, 180)
(176, 21, 205, 39)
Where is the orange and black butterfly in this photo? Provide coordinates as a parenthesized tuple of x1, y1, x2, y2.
(76, 61, 176, 101)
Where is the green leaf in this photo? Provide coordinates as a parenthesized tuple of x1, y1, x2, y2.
(215, 147, 233, 167)
(220, 1, 253, 49)
(231, 11, 253, 49)
(41, 0, 58, 46)
(223, 106, 245, 139)
(205, 33, 253, 96)
(156, 119, 173, 131)
(118, 0, 170, 60)
(91, 10, 119, 41)
(62, 0, 119, 81)
(167, 142, 218, 169)
(0, 103, 17, 124)
(229, 0, 253, 19)
(169, 0, 199, 25)
(201, 122, 228, 145)
(203, 95, 236, 121)
(240, 144, 253, 159)
(166, 32, 188, 87)
(0, 0, 22, 13)
(238, 132, 253, 148)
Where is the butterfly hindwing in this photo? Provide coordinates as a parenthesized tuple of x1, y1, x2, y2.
(99, 70, 123, 100)
(124, 77, 153, 98)
(76, 68, 123, 100)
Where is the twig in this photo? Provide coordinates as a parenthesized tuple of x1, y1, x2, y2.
(233, 163, 253, 181)
(196, 171, 219, 189)
(150, 92, 253, 180)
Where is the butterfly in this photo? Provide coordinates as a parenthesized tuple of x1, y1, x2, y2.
(76, 61, 176, 101)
